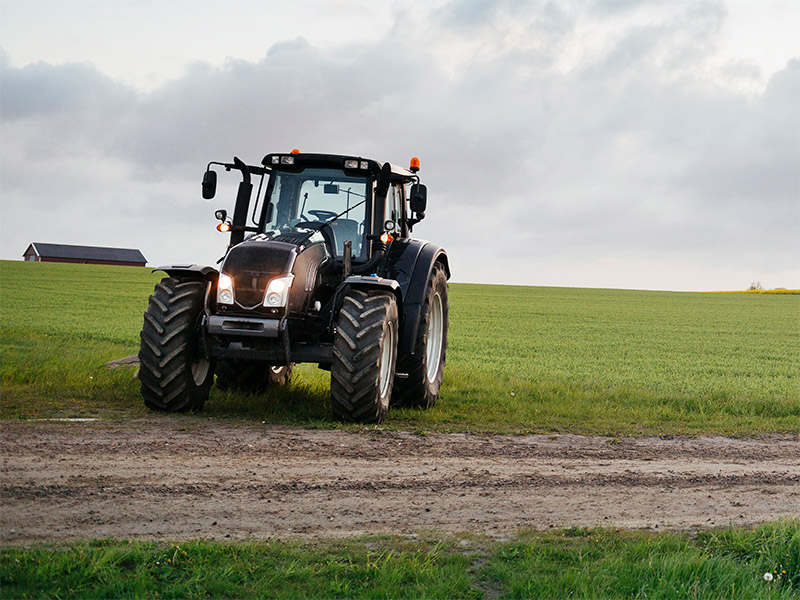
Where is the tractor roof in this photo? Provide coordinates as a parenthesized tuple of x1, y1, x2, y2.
(261, 152, 416, 183)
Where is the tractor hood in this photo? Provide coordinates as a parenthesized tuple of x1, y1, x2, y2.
(218, 234, 329, 315)
(220, 239, 297, 309)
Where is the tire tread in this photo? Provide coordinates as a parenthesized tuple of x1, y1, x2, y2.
(330, 289, 397, 423)
(138, 278, 212, 412)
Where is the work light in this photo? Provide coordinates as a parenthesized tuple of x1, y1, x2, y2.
(345, 160, 370, 169)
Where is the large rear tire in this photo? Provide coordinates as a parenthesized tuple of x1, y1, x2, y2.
(393, 264, 449, 408)
(216, 360, 294, 391)
(331, 289, 398, 423)
(139, 277, 214, 412)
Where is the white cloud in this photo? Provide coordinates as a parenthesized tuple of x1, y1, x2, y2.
(1, 0, 798, 290)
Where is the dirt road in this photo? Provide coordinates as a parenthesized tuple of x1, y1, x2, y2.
(1, 419, 798, 545)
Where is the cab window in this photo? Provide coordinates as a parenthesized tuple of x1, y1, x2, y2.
(264, 168, 368, 258)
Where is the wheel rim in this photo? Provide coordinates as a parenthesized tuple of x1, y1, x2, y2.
(426, 292, 443, 383)
(191, 358, 210, 386)
(379, 320, 395, 398)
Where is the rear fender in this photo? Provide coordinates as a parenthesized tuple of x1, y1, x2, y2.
(383, 241, 449, 354)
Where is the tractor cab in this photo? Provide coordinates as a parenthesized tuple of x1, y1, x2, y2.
(256, 153, 422, 261)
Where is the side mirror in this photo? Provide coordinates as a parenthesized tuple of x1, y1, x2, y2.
(202, 170, 217, 199)
(409, 183, 427, 215)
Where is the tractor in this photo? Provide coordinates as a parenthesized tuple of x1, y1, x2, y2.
(138, 151, 449, 423)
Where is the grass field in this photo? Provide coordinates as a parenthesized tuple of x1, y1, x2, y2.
(1, 260, 798, 434)
(2, 260, 799, 598)
(2, 521, 798, 599)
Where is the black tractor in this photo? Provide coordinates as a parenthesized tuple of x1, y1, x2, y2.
(138, 151, 449, 423)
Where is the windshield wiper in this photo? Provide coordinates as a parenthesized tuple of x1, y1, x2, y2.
(326, 199, 367, 224)
(294, 199, 367, 233)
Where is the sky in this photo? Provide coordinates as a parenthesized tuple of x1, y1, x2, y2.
(1, 0, 798, 291)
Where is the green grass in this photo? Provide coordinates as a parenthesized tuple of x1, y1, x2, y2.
(2, 521, 798, 599)
(1, 262, 798, 597)
(1, 260, 798, 434)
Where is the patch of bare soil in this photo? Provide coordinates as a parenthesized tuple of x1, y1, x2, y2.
(1, 419, 798, 545)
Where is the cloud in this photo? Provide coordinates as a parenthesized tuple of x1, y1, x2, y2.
(1, 60, 133, 119)
(1, 1, 798, 290)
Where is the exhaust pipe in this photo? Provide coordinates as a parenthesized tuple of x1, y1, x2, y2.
(230, 156, 252, 247)
(351, 238, 387, 275)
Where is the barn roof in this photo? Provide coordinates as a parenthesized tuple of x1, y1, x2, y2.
(25, 242, 147, 264)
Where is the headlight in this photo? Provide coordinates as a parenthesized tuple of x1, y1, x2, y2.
(217, 273, 234, 305)
(264, 275, 294, 308)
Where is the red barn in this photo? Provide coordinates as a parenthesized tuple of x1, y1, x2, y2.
(22, 243, 147, 267)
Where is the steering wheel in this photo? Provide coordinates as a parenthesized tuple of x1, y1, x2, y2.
(308, 209, 338, 221)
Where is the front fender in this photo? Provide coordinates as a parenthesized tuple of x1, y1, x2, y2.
(329, 276, 403, 331)
(154, 264, 219, 281)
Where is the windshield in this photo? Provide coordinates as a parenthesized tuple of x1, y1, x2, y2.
(263, 168, 368, 258)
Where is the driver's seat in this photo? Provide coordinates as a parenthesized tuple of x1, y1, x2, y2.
(328, 219, 360, 256)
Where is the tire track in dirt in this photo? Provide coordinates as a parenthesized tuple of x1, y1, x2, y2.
(1, 420, 798, 544)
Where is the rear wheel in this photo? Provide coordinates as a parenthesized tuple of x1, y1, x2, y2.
(393, 264, 449, 408)
(331, 289, 398, 423)
(216, 360, 294, 391)
(139, 277, 214, 412)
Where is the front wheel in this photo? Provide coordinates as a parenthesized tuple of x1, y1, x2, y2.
(139, 277, 214, 412)
(393, 264, 449, 408)
(330, 289, 398, 423)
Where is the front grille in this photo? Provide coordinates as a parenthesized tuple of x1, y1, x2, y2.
(232, 269, 273, 307)
(222, 240, 296, 309)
